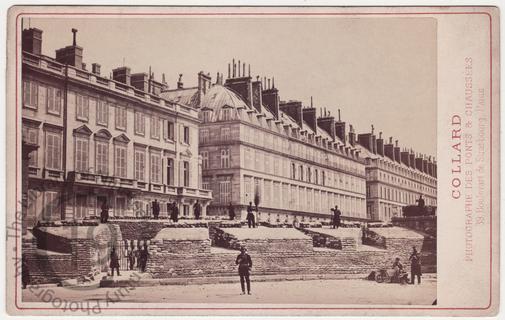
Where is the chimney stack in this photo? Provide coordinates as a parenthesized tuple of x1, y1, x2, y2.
(357, 133, 373, 152)
(335, 109, 346, 142)
(262, 84, 279, 119)
(280, 101, 303, 127)
(348, 125, 356, 146)
(252, 78, 263, 113)
(401, 150, 410, 166)
(55, 28, 84, 68)
(317, 111, 336, 141)
(394, 140, 401, 163)
(384, 137, 395, 161)
(415, 155, 424, 172)
(92, 63, 101, 75)
(409, 151, 416, 168)
(302, 107, 317, 132)
(112, 66, 131, 86)
(224, 62, 254, 108)
(376, 132, 385, 156)
(198, 71, 212, 106)
(22, 28, 43, 55)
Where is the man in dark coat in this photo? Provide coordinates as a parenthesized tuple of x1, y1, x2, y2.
(235, 246, 253, 295)
(228, 202, 235, 221)
(193, 201, 201, 220)
(416, 195, 425, 208)
(100, 201, 109, 223)
(139, 244, 149, 272)
(246, 202, 255, 228)
(170, 201, 179, 222)
(127, 245, 136, 271)
(152, 199, 160, 219)
(409, 246, 422, 284)
(331, 205, 341, 229)
(109, 247, 120, 276)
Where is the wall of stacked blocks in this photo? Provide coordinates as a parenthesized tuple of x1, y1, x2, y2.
(23, 220, 436, 284)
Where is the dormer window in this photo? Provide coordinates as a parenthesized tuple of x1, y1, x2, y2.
(223, 109, 232, 121)
(202, 110, 212, 122)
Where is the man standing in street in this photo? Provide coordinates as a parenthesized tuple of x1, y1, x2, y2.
(331, 205, 341, 229)
(109, 247, 120, 277)
(228, 202, 235, 221)
(152, 199, 160, 220)
(247, 202, 256, 228)
(139, 244, 149, 272)
(235, 246, 253, 295)
(194, 201, 201, 220)
(100, 201, 109, 223)
(409, 246, 422, 284)
(170, 201, 179, 223)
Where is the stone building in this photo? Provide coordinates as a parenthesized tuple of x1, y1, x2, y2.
(162, 61, 368, 223)
(356, 129, 437, 222)
(21, 27, 211, 228)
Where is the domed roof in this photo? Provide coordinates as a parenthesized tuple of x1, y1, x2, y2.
(200, 85, 250, 111)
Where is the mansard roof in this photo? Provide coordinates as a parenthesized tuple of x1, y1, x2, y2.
(161, 87, 199, 108)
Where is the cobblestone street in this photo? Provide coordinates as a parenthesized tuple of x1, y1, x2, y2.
(23, 277, 436, 306)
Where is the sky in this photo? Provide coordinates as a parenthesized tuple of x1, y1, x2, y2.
(26, 17, 437, 156)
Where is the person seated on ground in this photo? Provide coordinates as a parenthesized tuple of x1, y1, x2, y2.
(392, 257, 404, 282)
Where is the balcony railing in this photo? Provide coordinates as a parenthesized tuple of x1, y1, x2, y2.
(66, 171, 212, 199)
(43, 168, 64, 180)
(27, 166, 42, 178)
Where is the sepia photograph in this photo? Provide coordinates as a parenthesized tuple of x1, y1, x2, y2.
(5, 5, 499, 317)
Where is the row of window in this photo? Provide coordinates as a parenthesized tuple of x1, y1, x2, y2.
(366, 184, 437, 206)
(367, 168, 437, 197)
(23, 125, 191, 187)
(372, 157, 437, 185)
(23, 80, 62, 115)
(23, 80, 191, 144)
(242, 147, 365, 194)
(204, 106, 350, 159)
(241, 124, 365, 176)
(241, 176, 366, 217)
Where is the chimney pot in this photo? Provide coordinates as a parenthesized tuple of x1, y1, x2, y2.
(71, 28, 78, 46)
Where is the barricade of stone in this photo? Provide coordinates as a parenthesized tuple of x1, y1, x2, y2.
(37, 220, 99, 227)
(258, 221, 294, 228)
(367, 222, 394, 228)
(109, 216, 172, 220)
(161, 222, 209, 228)
(208, 225, 241, 249)
(300, 227, 360, 251)
(297, 222, 323, 229)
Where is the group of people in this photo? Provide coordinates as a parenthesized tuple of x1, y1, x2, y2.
(100, 199, 205, 222)
(109, 244, 150, 276)
(391, 247, 422, 284)
(151, 199, 182, 222)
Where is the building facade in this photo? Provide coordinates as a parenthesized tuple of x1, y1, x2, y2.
(163, 63, 368, 223)
(357, 131, 437, 222)
(21, 28, 211, 228)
